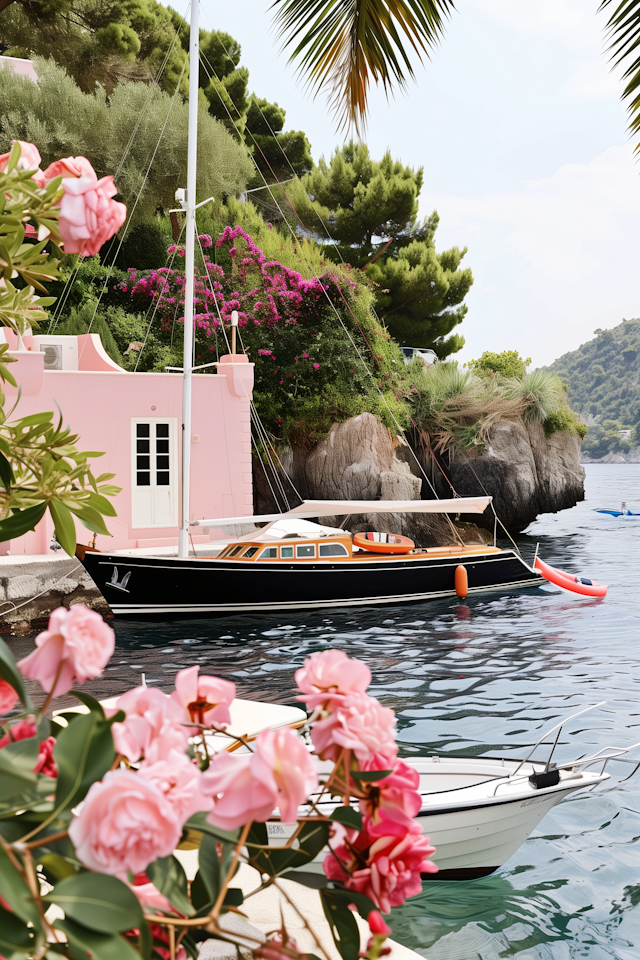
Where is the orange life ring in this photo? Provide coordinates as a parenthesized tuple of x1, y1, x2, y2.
(353, 532, 415, 555)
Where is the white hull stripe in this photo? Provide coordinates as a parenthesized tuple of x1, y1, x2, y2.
(107, 578, 543, 614)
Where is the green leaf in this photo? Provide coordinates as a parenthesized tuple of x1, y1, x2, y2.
(184, 812, 241, 845)
(197, 831, 238, 904)
(54, 711, 115, 814)
(0, 843, 42, 928)
(330, 807, 363, 831)
(64, 501, 111, 537)
(49, 499, 77, 556)
(138, 918, 152, 960)
(0, 502, 47, 542)
(350, 770, 392, 783)
(189, 870, 212, 913)
(39, 852, 79, 885)
(0, 736, 38, 802)
(54, 918, 141, 960)
(45, 873, 142, 934)
(281, 870, 328, 889)
(0, 636, 32, 710)
(249, 820, 330, 876)
(0, 903, 34, 955)
(327, 887, 377, 920)
(320, 889, 361, 960)
(146, 855, 194, 916)
(223, 887, 244, 906)
(69, 690, 106, 716)
(0, 449, 13, 489)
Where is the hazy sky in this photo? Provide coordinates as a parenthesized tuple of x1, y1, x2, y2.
(194, 0, 640, 367)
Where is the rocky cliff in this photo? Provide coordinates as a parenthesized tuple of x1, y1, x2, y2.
(254, 413, 585, 539)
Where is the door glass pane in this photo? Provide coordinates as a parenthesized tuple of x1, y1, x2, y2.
(156, 471, 170, 486)
(157, 455, 170, 470)
(156, 423, 169, 438)
(137, 455, 150, 470)
(137, 423, 150, 438)
(156, 439, 169, 453)
(137, 472, 150, 486)
(137, 439, 150, 453)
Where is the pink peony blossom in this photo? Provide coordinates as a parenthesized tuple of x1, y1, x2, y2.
(359, 759, 422, 827)
(201, 750, 277, 831)
(43, 155, 96, 182)
(69, 768, 182, 877)
(171, 665, 235, 728)
(138, 749, 212, 823)
(18, 605, 115, 697)
(323, 814, 437, 913)
(295, 650, 371, 710)
(0, 679, 17, 715)
(310, 692, 397, 769)
(252, 727, 318, 823)
(58, 174, 126, 256)
(108, 687, 188, 763)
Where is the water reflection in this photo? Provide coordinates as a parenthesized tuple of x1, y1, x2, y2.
(5, 465, 640, 957)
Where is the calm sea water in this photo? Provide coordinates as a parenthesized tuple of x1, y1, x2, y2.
(8, 464, 640, 958)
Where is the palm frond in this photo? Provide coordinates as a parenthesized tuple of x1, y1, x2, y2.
(271, 0, 455, 131)
(600, 0, 640, 148)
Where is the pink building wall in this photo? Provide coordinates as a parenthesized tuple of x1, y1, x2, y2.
(2, 331, 254, 556)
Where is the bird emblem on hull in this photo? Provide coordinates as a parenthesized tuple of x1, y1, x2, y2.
(105, 567, 131, 593)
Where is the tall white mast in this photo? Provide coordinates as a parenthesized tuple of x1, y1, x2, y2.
(178, 0, 200, 559)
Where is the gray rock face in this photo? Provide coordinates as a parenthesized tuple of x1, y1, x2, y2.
(254, 413, 460, 546)
(449, 419, 585, 532)
(254, 413, 586, 537)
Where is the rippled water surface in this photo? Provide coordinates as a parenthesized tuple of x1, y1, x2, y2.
(8, 464, 640, 958)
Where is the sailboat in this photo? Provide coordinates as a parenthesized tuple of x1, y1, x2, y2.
(74, 1, 603, 620)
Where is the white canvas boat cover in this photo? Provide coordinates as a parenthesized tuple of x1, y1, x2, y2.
(192, 496, 492, 528)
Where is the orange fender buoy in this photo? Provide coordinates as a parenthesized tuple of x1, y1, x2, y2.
(455, 564, 468, 598)
(353, 532, 415, 555)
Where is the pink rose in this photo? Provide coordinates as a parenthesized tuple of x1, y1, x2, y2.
(68, 768, 182, 877)
(18, 605, 115, 697)
(43, 156, 97, 182)
(33, 736, 58, 778)
(359, 759, 422, 827)
(0, 679, 18, 715)
(0, 719, 37, 748)
(108, 687, 188, 763)
(323, 814, 437, 913)
(255, 934, 307, 960)
(171, 665, 235, 728)
(201, 751, 278, 831)
(138, 750, 212, 823)
(295, 650, 371, 710)
(252, 727, 318, 823)
(58, 174, 126, 256)
(368, 911, 391, 937)
(0, 141, 44, 185)
(310, 692, 397, 769)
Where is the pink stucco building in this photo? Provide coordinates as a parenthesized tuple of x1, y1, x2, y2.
(2, 329, 254, 556)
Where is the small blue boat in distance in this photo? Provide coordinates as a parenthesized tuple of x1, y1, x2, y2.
(595, 502, 640, 518)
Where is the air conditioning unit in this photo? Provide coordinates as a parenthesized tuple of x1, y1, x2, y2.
(41, 343, 62, 370)
(33, 335, 78, 371)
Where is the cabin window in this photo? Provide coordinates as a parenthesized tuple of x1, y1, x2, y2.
(259, 546, 278, 559)
(280, 546, 294, 558)
(228, 545, 244, 557)
(319, 543, 349, 558)
(242, 546, 258, 558)
(296, 544, 315, 558)
(131, 419, 177, 528)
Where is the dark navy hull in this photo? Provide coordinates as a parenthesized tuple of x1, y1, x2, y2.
(79, 548, 543, 620)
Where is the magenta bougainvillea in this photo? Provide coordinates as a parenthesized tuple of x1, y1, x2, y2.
(118, 227, 409, 437)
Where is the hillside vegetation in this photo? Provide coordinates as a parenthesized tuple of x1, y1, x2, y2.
(545, 319, 640, 458)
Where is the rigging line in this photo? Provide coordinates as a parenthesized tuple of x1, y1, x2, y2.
(250, 426, 286, 513)
(195, 45, 465, 544)
(79, 51, 189, 353)
(133, 227, 187, 372)
(194, 233, 294, 508)
(459, 455, 523, 559)
(197, 48, 447, 517)
(250, 406, 291, 511)
(47, 11, 189, 334)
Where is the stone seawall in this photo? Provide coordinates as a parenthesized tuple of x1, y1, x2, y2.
(0, 555, 107, 634)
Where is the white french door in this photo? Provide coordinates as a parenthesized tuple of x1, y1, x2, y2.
(131, 419, 178, 528)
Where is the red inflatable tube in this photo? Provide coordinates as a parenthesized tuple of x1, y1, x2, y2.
(534, 556, 608, 597)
